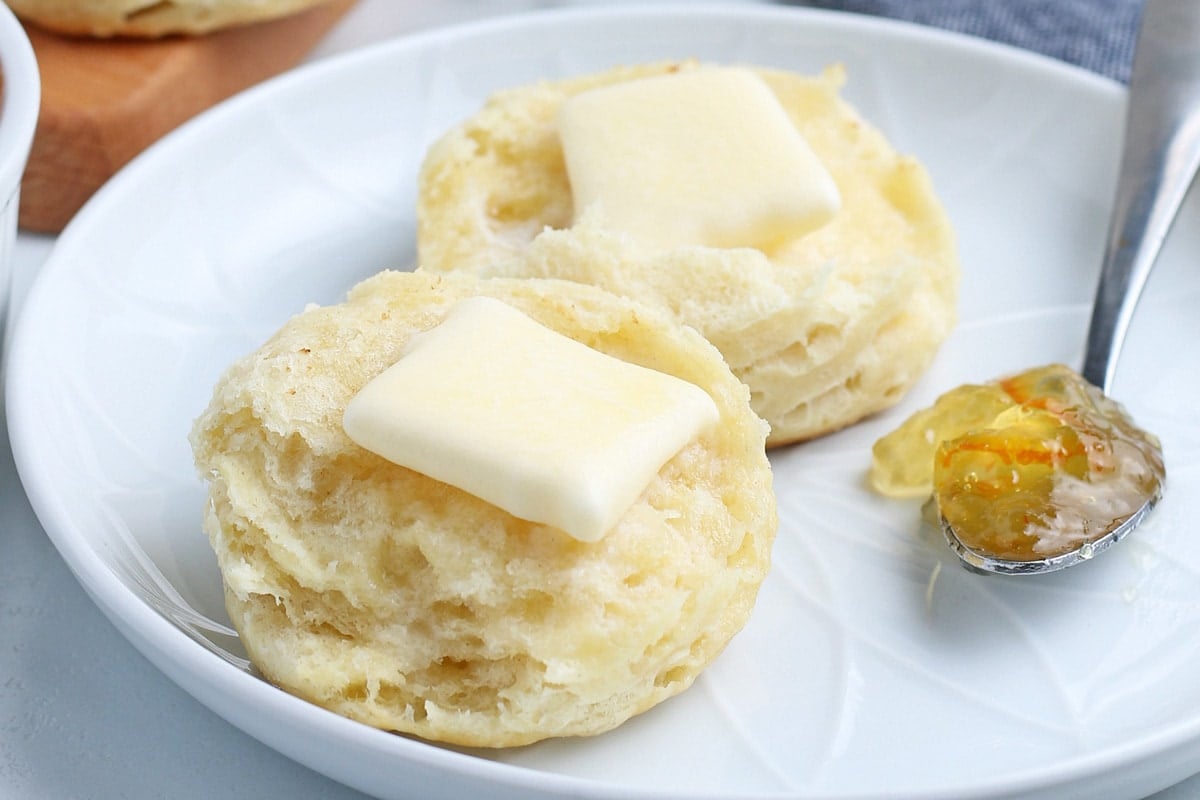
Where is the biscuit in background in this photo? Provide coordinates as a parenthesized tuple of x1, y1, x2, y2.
(417, 62, 960, 446)
(7, 0, 334, 37)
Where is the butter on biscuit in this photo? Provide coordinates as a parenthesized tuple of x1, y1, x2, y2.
(558, 66, 840, 253)
(343, 295, 718, 542)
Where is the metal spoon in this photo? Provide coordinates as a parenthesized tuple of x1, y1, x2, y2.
(943, 0, 1200, 576)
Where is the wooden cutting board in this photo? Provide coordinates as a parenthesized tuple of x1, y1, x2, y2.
(19, 0, 357, 233)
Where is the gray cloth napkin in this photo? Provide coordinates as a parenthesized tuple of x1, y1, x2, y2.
(802, 0, 1145, 82)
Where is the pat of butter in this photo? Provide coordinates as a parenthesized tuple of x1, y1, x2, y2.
(342, 296, 719, 542)
(558, 66, 841, 252)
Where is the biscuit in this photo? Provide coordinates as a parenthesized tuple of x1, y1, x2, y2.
(190, 270, 776, 747)
(7, 0, 332, 37)
(417, 62, 960, 445)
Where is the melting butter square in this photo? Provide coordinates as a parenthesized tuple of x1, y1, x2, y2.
(342, 296, 719, 542)
(558, 66, 841, 252)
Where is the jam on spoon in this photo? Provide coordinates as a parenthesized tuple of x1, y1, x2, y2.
(870, 364, 1164, 572)
(869, 0, 1197, 575)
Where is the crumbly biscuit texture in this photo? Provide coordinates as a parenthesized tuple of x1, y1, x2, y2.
(7, 0, 332, 36)
(417, 62, 960, 445)
(190, 270, 776, 747)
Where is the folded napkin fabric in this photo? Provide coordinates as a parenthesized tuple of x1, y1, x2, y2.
(805, 0, 1143, 82)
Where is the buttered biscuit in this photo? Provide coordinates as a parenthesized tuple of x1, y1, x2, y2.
(190, 270, 776, 747)
(417, 62, 960, 445)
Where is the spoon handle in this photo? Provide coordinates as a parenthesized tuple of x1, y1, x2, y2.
(1082, 0, 1200, 393)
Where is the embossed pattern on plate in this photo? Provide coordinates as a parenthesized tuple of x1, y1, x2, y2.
(6, 6, 1200, 800)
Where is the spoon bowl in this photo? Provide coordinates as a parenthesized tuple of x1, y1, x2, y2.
(943, 492, 1162, 576)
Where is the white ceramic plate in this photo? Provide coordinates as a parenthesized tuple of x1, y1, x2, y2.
(8, 5, 1200, 799)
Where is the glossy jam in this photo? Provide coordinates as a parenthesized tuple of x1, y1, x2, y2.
(870, 364, 1165, 563)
